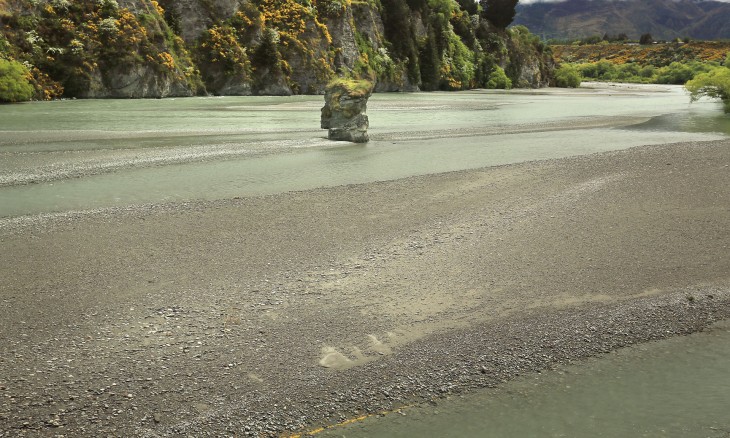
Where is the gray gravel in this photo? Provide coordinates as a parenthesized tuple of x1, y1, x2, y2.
(1, 139, 729, 437)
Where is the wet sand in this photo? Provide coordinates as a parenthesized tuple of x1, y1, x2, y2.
(1, 139, 729, 436)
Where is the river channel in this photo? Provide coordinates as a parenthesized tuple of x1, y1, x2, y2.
(320, 320, 730, 438)
(1, 84, 728, 219)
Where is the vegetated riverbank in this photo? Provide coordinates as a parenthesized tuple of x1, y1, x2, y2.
(553, 41, 730, 66)
(1, 138, 728, 436)
(551, 41, 730, 87)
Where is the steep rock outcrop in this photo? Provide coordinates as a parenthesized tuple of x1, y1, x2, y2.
(321, 79, 373, 143)
(325, 5, 359, 72)
(504, 26, 555, 88)
(352, 3, 416, 92)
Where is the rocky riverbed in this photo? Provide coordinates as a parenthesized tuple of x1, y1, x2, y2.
(1, 139, 729, 437)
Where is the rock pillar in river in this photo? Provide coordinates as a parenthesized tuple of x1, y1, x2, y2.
(321, 79, 374, 143)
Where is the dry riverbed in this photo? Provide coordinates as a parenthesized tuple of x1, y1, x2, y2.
(1, 139, 729, 437)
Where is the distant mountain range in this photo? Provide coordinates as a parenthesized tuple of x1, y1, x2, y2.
(513, 0, 730, 41)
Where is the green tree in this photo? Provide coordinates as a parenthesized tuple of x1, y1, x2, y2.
(0, 58, 34, 102)
(251, 28, 281, 73)
(480, 0, 518, 30)
(686, 67, 730, 113)
(456, 0, 478, 15)
(381, 0, 421, 84)
(639, 33, 653, 45)
(418, 28, 441, 90)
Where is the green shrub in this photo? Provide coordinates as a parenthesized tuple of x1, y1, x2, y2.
(0, 34, 10, 56)
(503, 25, 548, 87)
(439, 24, 477, 90)
(0, 58, 34, 102)
(316, 0, 346, 17)
(554, 64, 580, 87)
(250, 27, 281, 74)
(486, 65, 511, 89)
(639, 65, 656, 78)
(614, 63, 640, 81)
(572, 59, 716, 85)
(655, 61, 711, 85)
(686, 67, 730, 113)
(578, 60, 617, 80)
(353, 32, 400, 83)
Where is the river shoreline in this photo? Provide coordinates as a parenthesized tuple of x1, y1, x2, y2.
(1, 139, 729, 436)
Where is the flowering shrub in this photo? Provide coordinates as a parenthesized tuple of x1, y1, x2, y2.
(255, 0, 335, 88)
(199, 25, 251, 77)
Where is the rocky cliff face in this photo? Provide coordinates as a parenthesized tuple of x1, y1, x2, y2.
(82, 64, 195, 98)
(504, 26, 556, 88)
(0, 0, 554, 99)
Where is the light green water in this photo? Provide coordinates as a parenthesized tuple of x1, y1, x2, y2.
(320, 320, 730, 438)
(1, 85, 728, 218)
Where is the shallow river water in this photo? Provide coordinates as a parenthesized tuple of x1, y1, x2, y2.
(1, 84, 728, 218)
(320, 320, 730, 438)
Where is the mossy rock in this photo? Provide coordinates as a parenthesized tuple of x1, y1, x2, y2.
(321, 77, 372, 142)
(326, 78, 374, 98)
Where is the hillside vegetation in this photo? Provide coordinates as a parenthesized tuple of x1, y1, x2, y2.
(550, 39, 730, 113)
(552, 41, 729, 85)
(553, 41, 730, 67)
(0, 0, 554, 100)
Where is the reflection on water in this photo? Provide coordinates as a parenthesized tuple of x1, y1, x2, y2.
(320, 320, 730, 438)
(0, 86, 727, 218)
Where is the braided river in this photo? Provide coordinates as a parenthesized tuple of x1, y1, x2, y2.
(1, 84, 729, 436)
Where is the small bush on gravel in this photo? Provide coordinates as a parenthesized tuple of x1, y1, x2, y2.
(0, 58, 34, 102)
